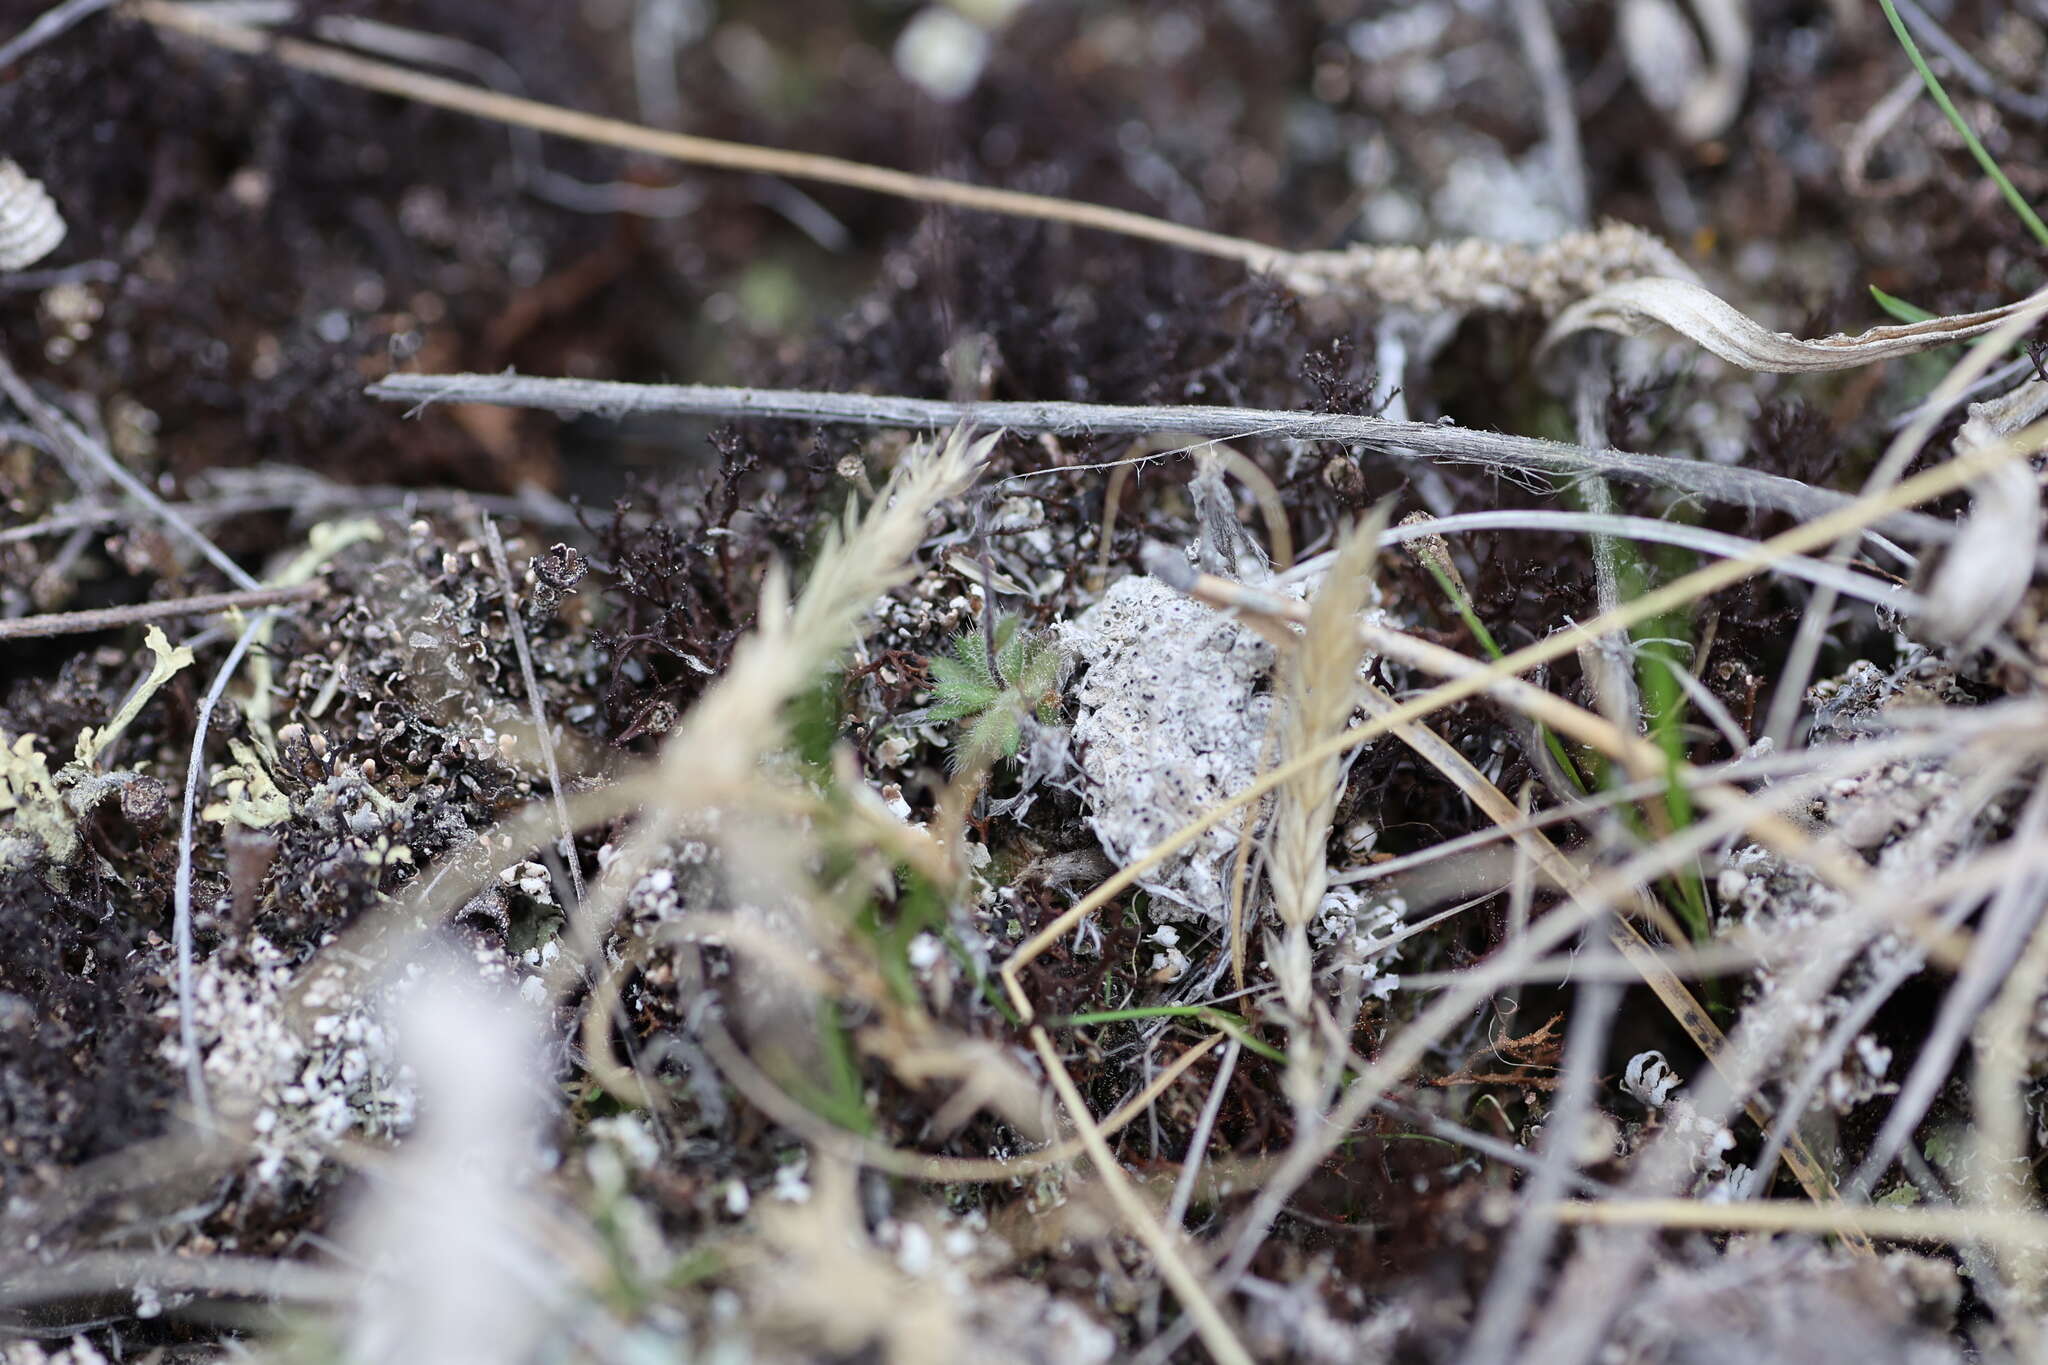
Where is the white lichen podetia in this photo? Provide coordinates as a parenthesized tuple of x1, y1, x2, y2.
(159, 936, 414, 1189)
(156, 859, 566, 1192)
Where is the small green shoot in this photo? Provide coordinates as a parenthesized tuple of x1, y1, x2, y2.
(855, 864, 948, 1009)
(665, 1246, 726, 1289)
(926, 613, 1063, 769)
(787, 666, 848, 774)
(777, 998, 873, 1136)
(1868, 285, 1938, 326)
(1878, 0, 2048, 249)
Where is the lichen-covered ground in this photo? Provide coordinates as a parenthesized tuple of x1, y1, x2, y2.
(4, 2, 2048, 1361)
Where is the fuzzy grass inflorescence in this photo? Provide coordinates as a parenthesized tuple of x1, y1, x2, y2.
(1261, 516, 1382, 1122)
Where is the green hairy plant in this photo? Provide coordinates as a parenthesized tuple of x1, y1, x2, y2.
(926, 614, 1063, 769)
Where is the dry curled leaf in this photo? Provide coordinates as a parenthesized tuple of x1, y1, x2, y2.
(1842, 73, 1934, 200)
(1618, 0, 1750, 142)
(1918, 376, 2048, 650)
(1544, 277, 2048, 373)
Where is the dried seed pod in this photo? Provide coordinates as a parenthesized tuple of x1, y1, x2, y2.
(0, 159, 65, 272)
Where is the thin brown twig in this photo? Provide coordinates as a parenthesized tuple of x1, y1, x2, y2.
(131, 0, 1283, 271)
(0, 582, 322, 640)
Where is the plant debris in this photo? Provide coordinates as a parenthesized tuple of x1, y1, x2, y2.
(5, 2, 2048, 1362)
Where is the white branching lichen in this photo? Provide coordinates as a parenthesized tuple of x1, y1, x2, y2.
(1312, 886, 1405, 1001)
(1, 626, 193, 868)
(159, 935, 414, 1189)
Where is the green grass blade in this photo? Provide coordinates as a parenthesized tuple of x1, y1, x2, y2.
(1053, 1003, 1288, 1064)
(1878, 0, 2048, 248)
(1869, 284, 1938, 324)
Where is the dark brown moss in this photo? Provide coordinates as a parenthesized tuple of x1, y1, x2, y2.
(0, 867, 175, 1187)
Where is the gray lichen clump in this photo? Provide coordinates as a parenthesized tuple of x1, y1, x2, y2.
(1057, 571, 1283, 922)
